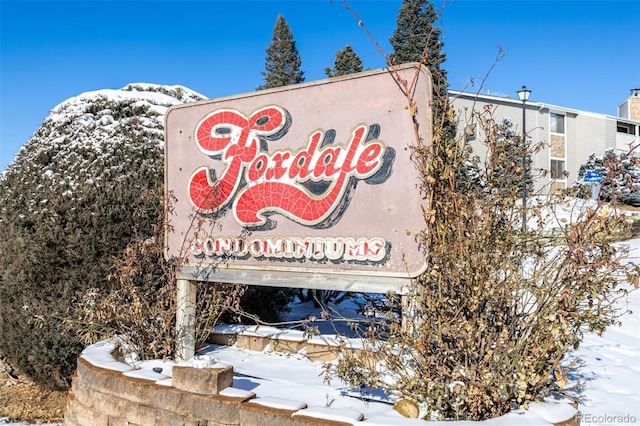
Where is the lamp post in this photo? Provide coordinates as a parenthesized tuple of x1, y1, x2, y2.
(517, 85, 531, 232)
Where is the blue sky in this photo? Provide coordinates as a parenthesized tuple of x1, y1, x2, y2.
(1, 0, 639, 171)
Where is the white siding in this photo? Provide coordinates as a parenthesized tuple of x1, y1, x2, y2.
(450, 94, 548, 192)
(449, 90, 640, 194)
(572, 113, 606, 182)
(604, 119, 617, 150)
(619, 100, 629, 119)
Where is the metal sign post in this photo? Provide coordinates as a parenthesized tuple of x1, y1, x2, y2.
(176, 279, 195, 361)
(584, 170, 603, 201)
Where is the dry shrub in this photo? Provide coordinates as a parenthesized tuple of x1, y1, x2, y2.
(324, 77, 639, 420)
(68, 189, 241, 361)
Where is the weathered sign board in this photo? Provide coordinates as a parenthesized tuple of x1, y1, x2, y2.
(165, 63, 431, 294)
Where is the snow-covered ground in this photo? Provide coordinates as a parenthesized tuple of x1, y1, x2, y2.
(2, 241, 639, 425)
(568, 237, 640, 425)
(194, 246, 640, 426)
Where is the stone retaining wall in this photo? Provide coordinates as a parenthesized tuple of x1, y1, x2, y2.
(64, 338, 580, 426)
(66, 356, 369, 426)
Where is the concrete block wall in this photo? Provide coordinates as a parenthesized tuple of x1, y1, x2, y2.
(65, 339, 580, 426)
(65, 357, 254, 426)
(65, 355, 365, 426)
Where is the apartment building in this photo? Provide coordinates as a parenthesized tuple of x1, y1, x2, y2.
(449, 88, 640, 193)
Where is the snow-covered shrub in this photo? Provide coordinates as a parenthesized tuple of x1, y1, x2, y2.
(0, 84, 208, 389)
(0, 83, 298, 389)
(573, 149, 640, 207)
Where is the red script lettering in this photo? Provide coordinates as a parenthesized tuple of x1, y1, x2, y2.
(188, 106, 386, 227)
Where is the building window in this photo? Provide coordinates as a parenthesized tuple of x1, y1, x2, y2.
(617, 122, 634, 134)
(550, 113, 565, 134)
(550, 159, 565, 179)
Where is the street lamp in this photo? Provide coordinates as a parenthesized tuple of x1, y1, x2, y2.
(517, 85, 531, 231)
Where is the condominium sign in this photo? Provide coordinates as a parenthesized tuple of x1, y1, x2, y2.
(165, 64, 431, 292)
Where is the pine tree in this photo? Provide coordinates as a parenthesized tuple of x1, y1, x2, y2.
(389, 0, 454, 139)
(493, 118, 533, 200)
(574, 149, 640, 206)
(324, 45, 363, 77)
(257, 15, 304, 90)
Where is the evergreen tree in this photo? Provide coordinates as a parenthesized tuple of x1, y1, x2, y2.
(574, 149, 640, 206)
(389, 0, 455, 139)
(493, 118, 533, 199)
(257, 15, 304, 90)
(324, 45, 363, 77)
